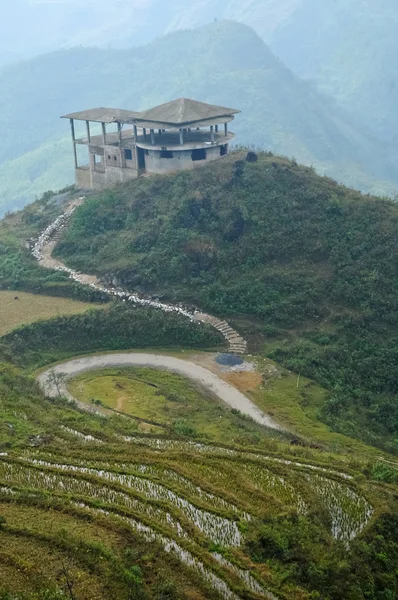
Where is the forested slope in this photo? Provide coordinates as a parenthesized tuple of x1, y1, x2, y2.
(56, 151, 398, 452)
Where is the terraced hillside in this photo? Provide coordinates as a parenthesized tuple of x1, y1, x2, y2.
(1, 352, 397, 600)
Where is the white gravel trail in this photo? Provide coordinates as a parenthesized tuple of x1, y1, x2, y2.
(38, 353, 283, 431)
(31, 198, 247, 353)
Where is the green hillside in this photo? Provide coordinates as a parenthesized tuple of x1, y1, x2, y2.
(55, 151, 398, 453)
(1, 20, 397, 216)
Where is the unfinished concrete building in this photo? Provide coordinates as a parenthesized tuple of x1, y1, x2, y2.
(62, 98, 240, 190)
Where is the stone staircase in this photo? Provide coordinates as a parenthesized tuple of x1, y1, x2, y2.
(194, 313, 247, 354)
(37, 204, 248, 356)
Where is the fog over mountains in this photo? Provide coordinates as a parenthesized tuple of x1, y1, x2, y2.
(0, 1, 397, 213)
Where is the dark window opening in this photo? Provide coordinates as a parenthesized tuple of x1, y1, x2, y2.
(124, 149, 133, 160)
(137, 147, 146, 170)
(191, 148, 207, 162)
(114, 156, 117, 161)
(220, 144, 228, 156)
(160, 150, 174, 159)
(107, 155, 111, 160)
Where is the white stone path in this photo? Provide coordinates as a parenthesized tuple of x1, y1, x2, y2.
(32, 197, 247, 354)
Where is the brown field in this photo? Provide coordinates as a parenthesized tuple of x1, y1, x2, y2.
(0, 290, 103, 336)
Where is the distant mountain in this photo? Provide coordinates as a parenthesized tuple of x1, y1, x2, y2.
(0, 20, 396, 215)
(232, 0, 398, 143)
(1, 0, 396, 144)
(0, 0, 187, 67)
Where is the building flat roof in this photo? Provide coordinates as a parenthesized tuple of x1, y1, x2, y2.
(61, 107, 141, 124)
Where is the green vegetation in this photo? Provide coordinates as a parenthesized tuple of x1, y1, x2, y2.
(55, 152, 398, 453)
(0, 190, 108, 303)
(1, 19, 397, 215)
(1, 305, 222, 369)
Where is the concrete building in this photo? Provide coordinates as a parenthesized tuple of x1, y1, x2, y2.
(62, 98, 240, 190)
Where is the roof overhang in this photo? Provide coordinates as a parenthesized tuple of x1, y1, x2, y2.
(61, 107, 141, 124)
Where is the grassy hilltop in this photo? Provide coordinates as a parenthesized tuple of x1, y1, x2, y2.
(54, 151, 398, 453)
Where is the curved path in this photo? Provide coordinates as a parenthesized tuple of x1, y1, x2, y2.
(32, 198, 247, 354)
(38, 353, 283, 431)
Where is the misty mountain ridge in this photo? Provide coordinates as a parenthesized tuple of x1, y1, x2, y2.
(0, 20, 397, 216)
(2, 0, 397, 144)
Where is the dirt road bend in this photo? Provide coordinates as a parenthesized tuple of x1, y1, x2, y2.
(38, 353, 283, 431)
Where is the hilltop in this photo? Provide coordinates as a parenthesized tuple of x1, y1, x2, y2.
(53, 151, 398, 453)
(1, 20, 397, 216)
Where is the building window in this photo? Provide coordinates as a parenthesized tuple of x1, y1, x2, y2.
(107, 155, 111, 160)
(160, 150, 174, 159)
(191, 148, 207, 162)
(124, 149, 133, 160)
(114, 156, 117, 161)
(93, 155, 104, 170)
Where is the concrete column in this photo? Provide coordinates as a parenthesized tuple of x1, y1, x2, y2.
(210, 125, 215, 143)
(117, 122, 122, 147)
(143, 128, 147, 140)
(215, 125, 219, 133)
(224, 122, 228, 136)
(179, 128, 184, 145)
(158, 129, 162, 135)
(101, 122, 107, 145)
(150, 129, 155, 145)
(133, 125, 138, 143)
(85, 120, 91, 143)
(70, 119, 78, 169)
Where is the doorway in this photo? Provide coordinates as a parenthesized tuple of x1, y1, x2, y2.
(137, 147, 146, 171)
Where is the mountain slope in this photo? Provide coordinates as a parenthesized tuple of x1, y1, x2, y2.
(166, 1, 398, 142)
(0, 20, 397, 216)
(55, 151, 398, 452)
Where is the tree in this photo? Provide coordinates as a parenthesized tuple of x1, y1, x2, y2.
(45, 370, 67, 398)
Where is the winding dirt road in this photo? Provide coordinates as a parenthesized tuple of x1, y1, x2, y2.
(38, 353, 283, 431)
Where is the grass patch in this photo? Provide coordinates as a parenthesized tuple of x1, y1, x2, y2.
(0, 290, 104, 336)
(244, 357, 383, 458)
(68, 367, 280, 446)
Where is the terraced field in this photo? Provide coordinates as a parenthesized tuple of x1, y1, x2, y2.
(0, 413, 376, 600)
